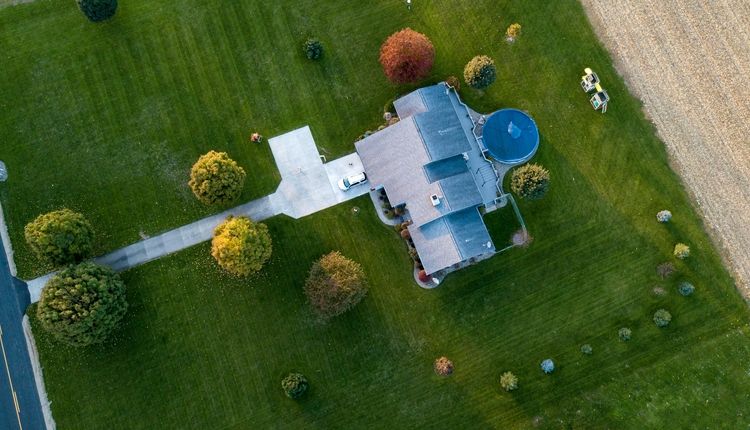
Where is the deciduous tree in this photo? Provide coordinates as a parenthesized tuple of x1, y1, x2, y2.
(76, 0, 117, 22)
(304, 251, 367, 319)
(211, 216, 272, 277)
(24, 209, 94, 266)
(511, 163, 550, 200)
(379, 28, 435, 84)
(37, 263, 127, 347)
(464, 55, 497, 89)
(189, 151, 246, 205)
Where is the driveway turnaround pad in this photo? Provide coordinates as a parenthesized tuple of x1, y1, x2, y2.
(269, 126, 368, 218)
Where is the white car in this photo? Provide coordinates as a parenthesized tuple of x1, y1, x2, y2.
(338, 172, 367, 191)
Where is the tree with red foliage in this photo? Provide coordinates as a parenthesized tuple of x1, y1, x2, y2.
(379, 28, 435, 84)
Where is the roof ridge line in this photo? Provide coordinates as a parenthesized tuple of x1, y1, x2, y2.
(435, 180, 449, 212)
(447, 206, 490, 260)
(442, 212, 465, 260)
(410, 109, 434, 160)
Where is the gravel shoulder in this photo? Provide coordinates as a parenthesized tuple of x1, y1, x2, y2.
(581, 0, 750, 298)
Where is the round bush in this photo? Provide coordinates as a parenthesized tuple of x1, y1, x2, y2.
(656, 210, 672, 223)
(580, 344, 593, 355)
(379, 28, 435, 84)
(618, 327, 632, 341)
(303, 38, 323, 60)
(653, 309, 672, 328)
(281, 373, 309, 399)
(445, 76, 461, 91)
(211, 216, 272, 277)
(505, 23, 522, 41)
(304, 251, 368, 319)
(500, 371, 518, 391)
(434, 356, 454, 376)
(674, 243, 690, 259)
(511, 163, 550, 200)
(540, 359, 555, 374)
(678, 281, 695, 296)
(76, 0, 117, 22)
(463, 55, 497, 89)
(24, 209, 94, 266)
(36, 262, 127, 347)
(511, 229, 533, 247)
(189, 151, 246, 205)
(656, 262, 676, 279)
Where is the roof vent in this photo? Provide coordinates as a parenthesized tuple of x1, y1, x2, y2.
(430, 194, 441, 206)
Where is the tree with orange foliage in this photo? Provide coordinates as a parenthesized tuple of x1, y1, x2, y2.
(379, 28, 435, 84)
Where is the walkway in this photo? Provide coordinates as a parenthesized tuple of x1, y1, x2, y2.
(27, 126, 368, 302)
(446, 88, 500, 205)
(0, 240, 46, 430)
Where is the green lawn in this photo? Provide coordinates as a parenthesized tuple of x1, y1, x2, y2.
(3, 0, 750, 428)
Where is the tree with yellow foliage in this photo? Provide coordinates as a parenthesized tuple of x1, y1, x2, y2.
(211, 216, 272, 277)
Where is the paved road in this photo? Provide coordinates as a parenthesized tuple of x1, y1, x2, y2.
(0, 240, 45, 430)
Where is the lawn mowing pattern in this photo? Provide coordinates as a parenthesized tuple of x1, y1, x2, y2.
(0, 0, 392, 279)
(4, 0, 750, 428)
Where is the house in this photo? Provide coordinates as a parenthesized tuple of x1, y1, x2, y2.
(355, 83, 506, 276)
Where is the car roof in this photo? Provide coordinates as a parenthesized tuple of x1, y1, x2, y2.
(349, 172, 366, 181)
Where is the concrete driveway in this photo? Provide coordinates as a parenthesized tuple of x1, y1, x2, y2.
(26, 125, 371, 302)
(269, 126, 368, 218)
(324, 152, 368, 204)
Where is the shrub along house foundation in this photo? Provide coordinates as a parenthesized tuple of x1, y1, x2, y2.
(355, 83, 515, 280)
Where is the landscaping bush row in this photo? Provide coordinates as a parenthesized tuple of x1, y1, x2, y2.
(420, 209, 696, 395)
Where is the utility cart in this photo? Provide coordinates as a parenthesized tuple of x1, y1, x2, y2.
(590, 84, 609, 113)
(580, 67, 600, 92)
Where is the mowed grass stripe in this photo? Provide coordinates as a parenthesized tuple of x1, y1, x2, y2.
(194, 12, 237, 134)
(4, 0, 749, 428)
(210, 5, 252, 136)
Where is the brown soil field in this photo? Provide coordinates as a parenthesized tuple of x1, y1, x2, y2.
(582, 0, 750, 298)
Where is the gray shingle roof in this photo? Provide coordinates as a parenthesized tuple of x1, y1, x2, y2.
(439, 171, 483, 214)
(356, 118, 464, 227)
(414, 85, 472, 160)
(445, 208, 495, 260)
(355, 118, 443, 227)
(409, 207, 495, 275)
(394, 91, 428, 118)
(424, 155, 468, 183)
(356, 83, 498, 275)
(408, 219, 461, 275)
